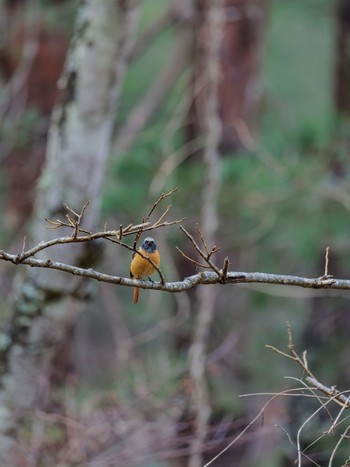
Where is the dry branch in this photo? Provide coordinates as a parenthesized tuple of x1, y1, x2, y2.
(179, 225, 222, 277)
(267, 324, 350, 410)
(0, 194, 349, 297)
(305, 377, 350, 409)
(1, 249, 350, 293)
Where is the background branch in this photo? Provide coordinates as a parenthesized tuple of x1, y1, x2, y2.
(113, 31, 191, 156)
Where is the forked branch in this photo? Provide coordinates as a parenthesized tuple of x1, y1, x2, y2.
(267, 323, 350, 409)
(177, 224, 230, 282)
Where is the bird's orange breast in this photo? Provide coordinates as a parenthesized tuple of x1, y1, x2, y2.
(130, 248, 160, 280)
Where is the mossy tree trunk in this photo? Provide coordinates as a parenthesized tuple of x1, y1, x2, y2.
(0, 0, 139, 463)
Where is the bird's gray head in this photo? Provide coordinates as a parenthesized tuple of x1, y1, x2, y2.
(141, 237, 157, 253)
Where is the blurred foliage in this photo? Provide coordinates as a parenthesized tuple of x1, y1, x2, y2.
(2, 0, 350, 465)
(105, 0, 347, 299)
(107, 4, 338, 318)
(103, 1, 350, 464)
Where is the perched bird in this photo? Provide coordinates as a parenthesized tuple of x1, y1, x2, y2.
(130, 237, 160, 304)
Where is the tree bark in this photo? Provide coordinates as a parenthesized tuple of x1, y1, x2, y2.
(334, 0, 350, 115)
(188, 0, 268, 153)
(0, 0, 139, 463)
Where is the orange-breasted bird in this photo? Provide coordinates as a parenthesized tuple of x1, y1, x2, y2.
(130, 237, 160, 304)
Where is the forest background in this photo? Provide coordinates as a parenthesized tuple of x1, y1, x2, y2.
(0, 0, 349, 466)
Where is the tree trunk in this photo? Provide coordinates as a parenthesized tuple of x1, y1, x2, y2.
(188, 0, 268, 153)
(0, 0, 139, 463)
(334, 0, 350, 115)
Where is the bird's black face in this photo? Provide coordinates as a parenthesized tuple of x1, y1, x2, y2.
(141, 237, 156, 253)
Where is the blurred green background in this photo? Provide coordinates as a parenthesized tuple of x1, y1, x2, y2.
(1, 0, 350, 466)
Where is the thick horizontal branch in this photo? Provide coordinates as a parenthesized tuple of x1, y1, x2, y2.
(0, 249, 349, 292)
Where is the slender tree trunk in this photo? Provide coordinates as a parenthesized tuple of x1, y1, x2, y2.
(188, 0, 268, 153)
(188, 3, 224, 464)
(0, 1, 139, 463)
(334, 0, 350, 115)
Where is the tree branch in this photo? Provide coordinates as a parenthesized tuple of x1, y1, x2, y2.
(1, 250, 349, 292)
(305, 376, 350, 409)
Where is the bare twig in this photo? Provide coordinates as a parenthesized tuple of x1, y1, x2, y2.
(295, 382, 339, 467)
(44, 200, 171, 284)
(153, 205, 172, 227)
(324, 246, 330, 277)
(239, 381, 350, 467)
(267, 323, 316, 378)
(132, 188, 179, 249)
(65, 200, 91, 238)
(326, 394, 350, 434)
(305, 377, 350, 409)
(221, 257, 230, 283)
(44, 198, 183, 242)
(21, 236, 27, 255)
(14, 220, 183, 264)
(314, 246, 332, 282)
(180, 223, 231, 283)
(328, 424, 350, 467)
(175, 246, 211, 269)
(266, 324, 350, 438)
(203, 388, 294, 467)
(179, 225, 221, 277)
(146, 188, 178, 220)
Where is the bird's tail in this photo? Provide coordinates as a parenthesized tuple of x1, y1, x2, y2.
(133, 287, 140, 304)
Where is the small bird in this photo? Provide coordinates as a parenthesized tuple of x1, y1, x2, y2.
(130, 237, 161, 304)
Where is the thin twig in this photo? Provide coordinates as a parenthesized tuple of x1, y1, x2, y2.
(196, 223, 210, 257)
(326, 395, 350, 434)
(134, 189, 179, 250)
(221, 257, 230, 283)
(153, 205, 173, 226)
(328, 424, 350, 467)
(203, 387, 296, 467)
(21, 236, 27, 254)
(179, 225, 221, 277)
(176, 246, 212, 269)
(324, 246, 330, 277)
(146, 188, 178, 220)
